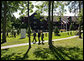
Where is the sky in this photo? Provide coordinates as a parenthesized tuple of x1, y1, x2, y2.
(13, 1, 76, 18)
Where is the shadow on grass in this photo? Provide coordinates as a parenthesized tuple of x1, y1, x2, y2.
(1, 47, 31, 60)
(19, 38, 25, 39)
(1, 48, 16, 60)
(54, 34, 61, 36)
(22, 47, 31, 59)
(33, 45, 83, 60)
(1, 40, 6, 44)
(1, 48, 9, 54)
(8, 36, 13, 38)
(1, 46, 83, 60)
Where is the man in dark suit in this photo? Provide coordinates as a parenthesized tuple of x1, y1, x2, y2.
(32, 31, 37, 44)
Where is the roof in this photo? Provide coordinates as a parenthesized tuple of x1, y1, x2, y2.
(52, 16, 78, 22)
(22, 12, 79, 23)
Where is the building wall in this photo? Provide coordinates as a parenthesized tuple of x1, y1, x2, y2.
(22, 13, 79, 32)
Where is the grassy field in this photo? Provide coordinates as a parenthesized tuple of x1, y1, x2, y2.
(1, 31, 77, 46)
(1, 37, 83, 60)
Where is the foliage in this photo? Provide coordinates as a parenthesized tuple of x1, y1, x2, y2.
(54, 27, 59, 36)
(34, 1, 67, 21)
(11, 29, 14, 36)
(56, 16, 61, 22)
(65, 1, 83, 38)
(27, 27, 32, 35)
(65, 1, 83, 14)
(6, 21, 13, 32)
(78, 8, 83, 24)
(34, 11, 40, 20)
(54, 1, 66, 16)
(20, 22, 27, 29)
(65, 1, 83, 21)
(70, 23, 74, 30)
(1, 1, 34, 31)
(17, 29, 20, 35)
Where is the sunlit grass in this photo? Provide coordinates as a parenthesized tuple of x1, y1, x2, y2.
(1, 31, 78, 46)
(1, 37, 83, 60)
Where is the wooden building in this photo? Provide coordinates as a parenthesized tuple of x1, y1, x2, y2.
(22, 12, 79, 32)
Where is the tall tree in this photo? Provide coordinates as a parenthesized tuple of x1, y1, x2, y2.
(2, 1, 7, 43)
(35, 1, 54, 47)
(65, 1, 83, 38)
(78, 1, 82, 38)
(28, 1, 31, 49)
(1, 1, 34, 43)
(48, 1, 54, 48)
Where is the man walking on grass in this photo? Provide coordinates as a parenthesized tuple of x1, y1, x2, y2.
(32, 31, 37, 44)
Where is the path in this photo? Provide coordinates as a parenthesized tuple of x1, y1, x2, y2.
(1, 35, 78, 49)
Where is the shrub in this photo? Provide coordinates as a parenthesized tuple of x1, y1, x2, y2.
(54, 27, 60, 36)
(69, 23, 74, 35)
(70, 23, 74, 30)
(67, 31, 69, 35)
(11, 29, 14, 36)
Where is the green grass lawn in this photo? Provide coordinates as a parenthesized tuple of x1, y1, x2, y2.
(1, 31, 77, 46)
(1, 37, 83, 60)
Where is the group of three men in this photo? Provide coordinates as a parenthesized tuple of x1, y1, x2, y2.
(32, 31, 44, 45)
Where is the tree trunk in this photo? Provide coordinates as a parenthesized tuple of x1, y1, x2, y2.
(2, 1, 7, 43)
(17, 29, 20, 35)
(7, 31, 8, 36)
(28, 1, 31, 49)
(79, 1, 81, 38)
(66, 23, 67, 32)
(48, 1, 53, 48)
(79, 24, 81, 38)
